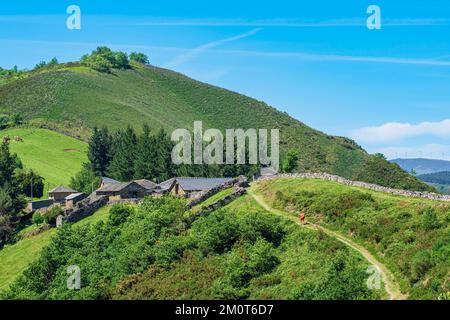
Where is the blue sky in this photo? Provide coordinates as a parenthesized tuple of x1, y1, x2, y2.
(1, 0, 450, 160)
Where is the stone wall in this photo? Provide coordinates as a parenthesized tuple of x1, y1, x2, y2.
(185, 186, 247, 225)
(187, 176, 248, 208)
(64, 194, 109, 223)
(257, 172, 450, 202)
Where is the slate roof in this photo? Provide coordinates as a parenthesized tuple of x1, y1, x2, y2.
(134, 179, 157, 190)
(157, 178, 176, 192)
(159, 177, 233, 192)
(260, 167, 278, 176)
(102, 177, 120, 185)
(49, 186, 78, 193)
(65, 193, 86, 200)
(96, 181, 135, 193)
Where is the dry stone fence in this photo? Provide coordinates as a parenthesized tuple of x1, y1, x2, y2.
(64, 194, 109, 223)
(184, 186, 247, 226)
(257, 172, 450, 202)
(187, 175, 249, 208)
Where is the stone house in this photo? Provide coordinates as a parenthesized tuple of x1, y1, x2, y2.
(100, 177, 120, 188)
(65, 193, 88, 209)
(48, 186, 78, 202)
(26, 199, 55, 213)
(95, 181, 148, 200)
(134, 179, 157, 193)
(159, 177, 234, 198)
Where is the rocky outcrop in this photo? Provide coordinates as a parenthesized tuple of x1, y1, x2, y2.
(258, 172, 450, 202)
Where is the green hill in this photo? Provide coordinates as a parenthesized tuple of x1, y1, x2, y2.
(0, 128, 87, 197)
(418, 171, 450, 185)
(252, 178, 450, 299)
(2, 196, 384, 300)
(0, 60, 433, 191)
(0, 205, 110, 291)
(1, 177, 448, 299)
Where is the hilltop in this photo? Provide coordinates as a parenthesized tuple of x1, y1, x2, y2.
(0, 50, 434, 191)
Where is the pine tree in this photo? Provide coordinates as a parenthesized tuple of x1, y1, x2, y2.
(152, 129, 174, 182)
(0, 142, 17, 186)
(0, 142, 25, 247)
(108, 126, 137, 181)
(88, 126, 111, 176)
(134, 124, 157, 180)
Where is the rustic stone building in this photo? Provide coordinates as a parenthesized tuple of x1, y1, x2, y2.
(95, 181, 148, 200)
(48, 186, 78, 202)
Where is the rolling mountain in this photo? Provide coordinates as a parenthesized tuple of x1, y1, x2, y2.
(391, 158, 450, 175)
(417, 171, 450, 185)
(0, 60, 434, 192)
(417, 171, 450, 195)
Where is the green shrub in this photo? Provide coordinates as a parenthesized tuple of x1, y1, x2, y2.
(108, 204, 134, 226)
(42, 206, 63, 225)
(289, 251, 376, 300)
(190, 210, 240, 255)
(31, 211, 44, 224)
(212, 239, 280, 299)
(80, 47, 130, 73)
(422, 208, 441, 230)
(238, 212, 285, 246)
(411, 250, 435, 282)
(129, 52, 149, 64)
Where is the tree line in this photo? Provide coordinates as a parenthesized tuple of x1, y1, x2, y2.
(71, 125, 260, 193)
(80, 47, 149, 73)
(0, 141, 44, 248)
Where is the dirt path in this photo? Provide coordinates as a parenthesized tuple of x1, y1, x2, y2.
(247, 187, 407, 300)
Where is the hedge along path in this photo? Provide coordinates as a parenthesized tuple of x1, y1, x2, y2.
(247, 187, 408, 301)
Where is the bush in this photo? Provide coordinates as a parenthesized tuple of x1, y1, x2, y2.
(212, 239, 279, 299)
(411, 250, 435, 282)
(190, 210, 240, 254)
(31, 211, 44, 224)
(108, 204, 134, 226)
(289, 251, 376, 300)
(42, 206, 63, 225)
(81, 54, 112, 73)
(15, 169, 44, 198)
(80, 47, 130, 73)
(70, 164, 101, 195)
(422, 208, 441, 230)
(129, 52, 149, 64)
(238, 212, 285, 246)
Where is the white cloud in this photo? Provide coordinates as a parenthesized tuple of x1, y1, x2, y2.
(351, 119, 450, 144)
(373, 144, 450, 160)
(163, 28, 262, 68)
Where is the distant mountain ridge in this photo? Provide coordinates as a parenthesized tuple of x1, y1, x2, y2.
(390, 158, 450, 175)
(417, 171, 450, 185)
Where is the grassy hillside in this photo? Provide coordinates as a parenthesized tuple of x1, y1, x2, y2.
(0, 62, 433, 192)
(0, 205, 111, 291)
(253, 178, 450, 299)
(2, 196, 384, 300)
(1, 128, 87, 196)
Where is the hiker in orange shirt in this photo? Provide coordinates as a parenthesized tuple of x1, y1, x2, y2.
(299, 212, 306, 225)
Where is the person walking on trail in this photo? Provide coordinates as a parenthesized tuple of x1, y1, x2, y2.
(299, 212, 306, 225)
